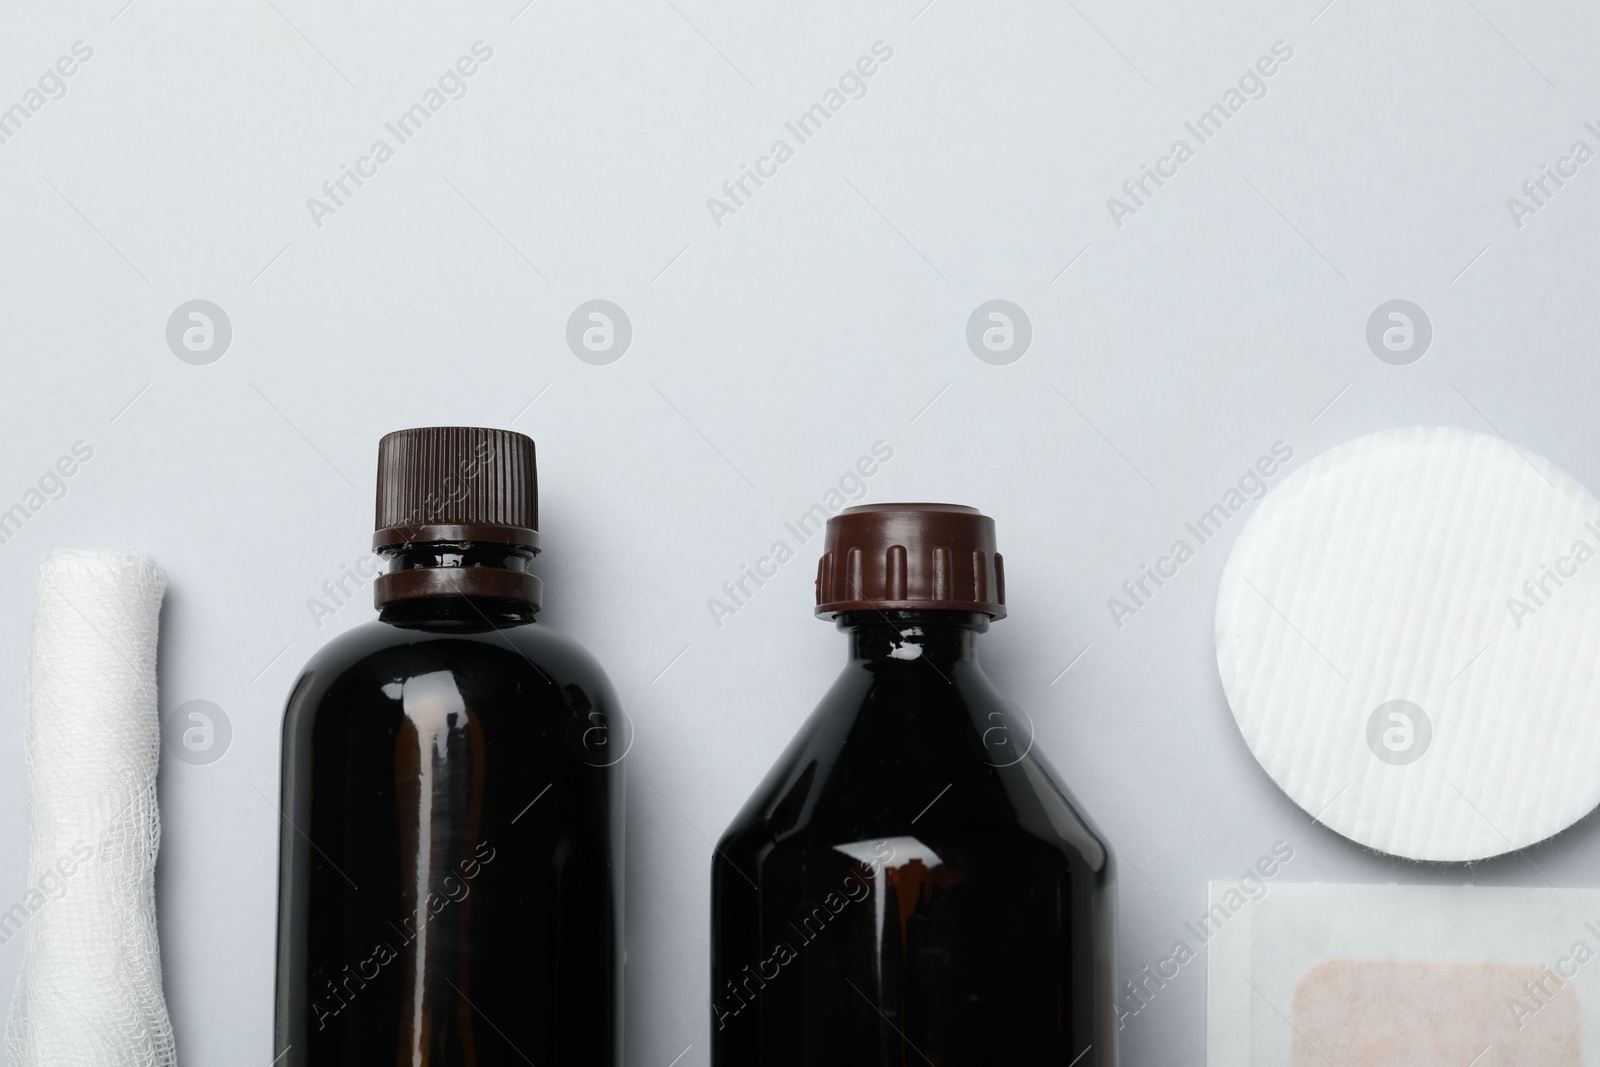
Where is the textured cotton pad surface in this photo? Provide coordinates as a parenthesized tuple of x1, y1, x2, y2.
(1215, 426, 1600, 861)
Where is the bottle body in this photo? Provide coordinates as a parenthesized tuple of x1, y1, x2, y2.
(711, 614, 1114, 1066)
(274, 601, 624, 1066)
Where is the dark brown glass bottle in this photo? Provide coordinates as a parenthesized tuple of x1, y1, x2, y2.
(711, 504, 1114, 1066)
(274, 427, 624, 1067)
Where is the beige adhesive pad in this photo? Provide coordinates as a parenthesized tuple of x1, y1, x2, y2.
(1292, 961, 1578, 1066)
(1215, 426, 1600, 861)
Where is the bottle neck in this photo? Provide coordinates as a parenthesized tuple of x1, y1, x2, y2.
(838, 611, 988, 669)
(374, 541, 541, 626)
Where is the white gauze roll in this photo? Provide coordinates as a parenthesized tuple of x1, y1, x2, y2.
(6, 550, 175, 1067)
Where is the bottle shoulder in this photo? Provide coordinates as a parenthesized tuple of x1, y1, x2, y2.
(286, 615, 621, 716)
(717, 659, 1107, 871)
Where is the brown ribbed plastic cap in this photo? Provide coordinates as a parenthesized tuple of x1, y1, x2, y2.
(814, 503, 1006, 619)
(372, 427, 541, 608)
(373, 426, 539, 550)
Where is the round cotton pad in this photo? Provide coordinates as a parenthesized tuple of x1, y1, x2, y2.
(1216, 426, 1600, 862)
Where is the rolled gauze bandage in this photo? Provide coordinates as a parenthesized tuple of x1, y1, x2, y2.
(6, 551, 175, 1067)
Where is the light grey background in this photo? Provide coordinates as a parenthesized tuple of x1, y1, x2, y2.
(1, 0, 1597, 1063)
